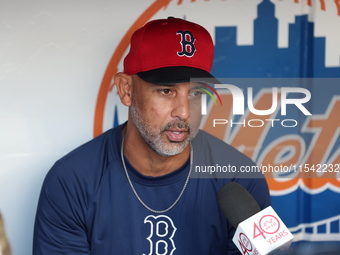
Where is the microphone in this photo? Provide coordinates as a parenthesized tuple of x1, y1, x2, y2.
(217, 182, 294, 255)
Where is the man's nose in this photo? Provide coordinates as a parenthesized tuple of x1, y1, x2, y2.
(171, 94, 190, 121)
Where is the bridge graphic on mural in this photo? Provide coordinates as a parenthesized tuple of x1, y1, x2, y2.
(290, 215, 340, 241)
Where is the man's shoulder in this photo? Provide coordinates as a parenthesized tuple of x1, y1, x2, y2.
(45, 125, 123, 184)
(59, 130, 115, 165)
(37, 125, 126, 217)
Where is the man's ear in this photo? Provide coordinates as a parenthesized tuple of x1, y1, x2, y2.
(114, 72, 133, 106)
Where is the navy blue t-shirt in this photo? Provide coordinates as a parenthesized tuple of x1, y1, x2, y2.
(33, 124, 271, 254)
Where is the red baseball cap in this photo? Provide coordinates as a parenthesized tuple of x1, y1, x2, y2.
(123, 17, 216, 84)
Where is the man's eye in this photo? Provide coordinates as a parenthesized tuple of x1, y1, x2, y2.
(160, 89, 172, 95)
(191, 90, 203, 97)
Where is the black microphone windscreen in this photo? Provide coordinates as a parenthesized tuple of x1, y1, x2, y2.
(217, 182, 261, 228)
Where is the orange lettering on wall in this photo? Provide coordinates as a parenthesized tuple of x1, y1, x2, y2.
(329, 152, 340, 187)
(301, 98, 340, 189)
(320, 0, 326, 11)
(336, 0, 340, 15)
(260, 138, 302, 191)
(258, 97, 340, 192)
(305, 0, 325, 8)
(230, 92, 280, 160)
(301, 151, 340, 190)
(289, 0, 338, 14)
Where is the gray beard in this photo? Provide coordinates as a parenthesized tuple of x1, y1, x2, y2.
(130, 104, 198, 156)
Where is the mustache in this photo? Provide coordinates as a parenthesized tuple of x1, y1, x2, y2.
(162, 120, 192, 133)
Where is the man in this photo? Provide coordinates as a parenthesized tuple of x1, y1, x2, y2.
(33, 17, 271, 254)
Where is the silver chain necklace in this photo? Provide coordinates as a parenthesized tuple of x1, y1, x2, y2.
(120, 136, 193, 214)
